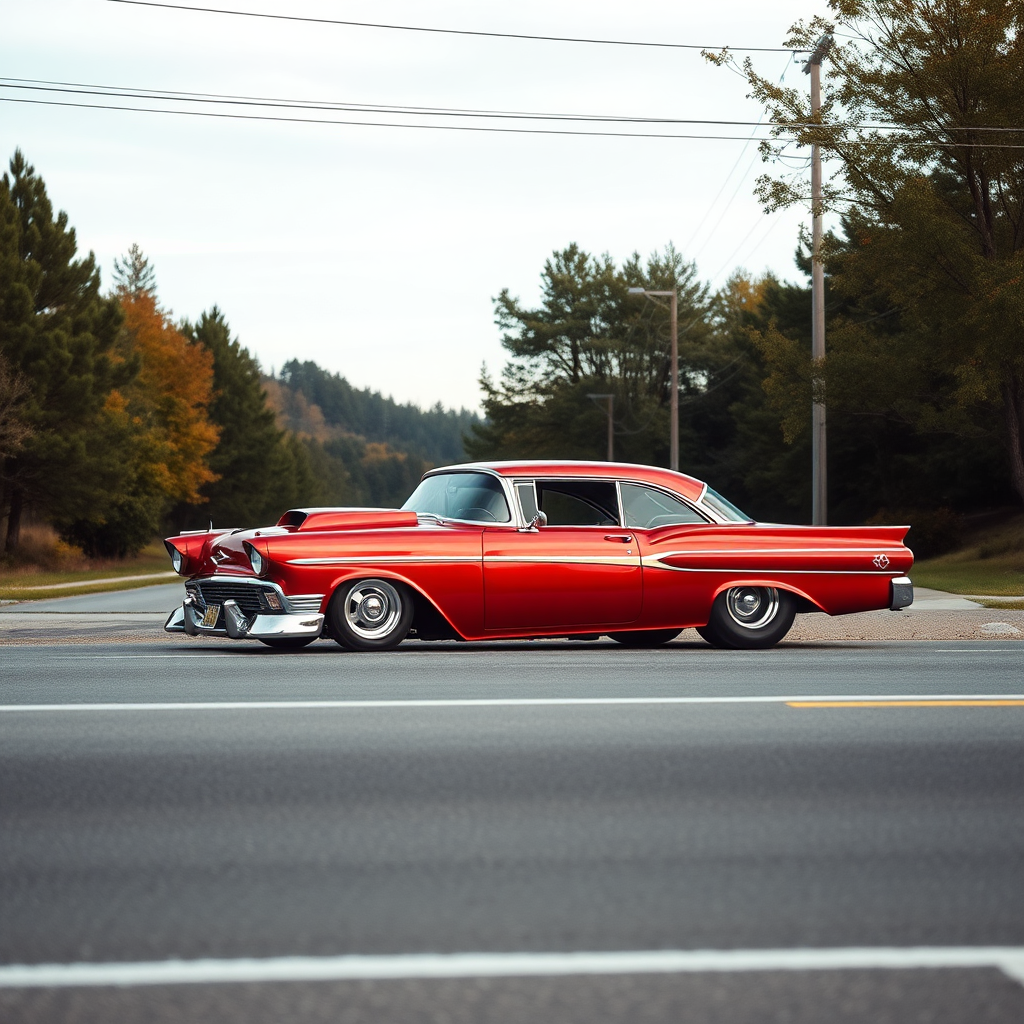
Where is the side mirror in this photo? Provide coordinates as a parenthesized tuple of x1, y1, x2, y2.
(528, 511, 548, 529)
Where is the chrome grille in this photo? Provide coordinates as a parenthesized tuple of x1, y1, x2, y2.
(196, 581, 275, 616)
(287, 594, 324, 613)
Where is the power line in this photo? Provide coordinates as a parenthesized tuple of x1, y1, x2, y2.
(10, 94, 1024, 148)
(0, 79, 819, 126)
(106, 0, 803, 53)
(5, 79, 1024, 136)
(0, 96, 799, 141)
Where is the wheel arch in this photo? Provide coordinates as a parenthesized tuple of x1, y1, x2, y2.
(708, 579, 824, 616)
(323, 569, 464, 641)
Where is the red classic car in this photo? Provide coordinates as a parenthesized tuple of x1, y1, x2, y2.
(164, 461, 914, 650)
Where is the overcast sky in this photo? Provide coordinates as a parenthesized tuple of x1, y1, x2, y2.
(3, 0, 827, 412)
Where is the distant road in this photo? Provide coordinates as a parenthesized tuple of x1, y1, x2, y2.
(1, 641, 1023, 1022)
(0, 582, 184, 614)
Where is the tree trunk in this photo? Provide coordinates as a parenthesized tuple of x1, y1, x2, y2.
(4, 486, 23, 553)
(1004, 374, 1024, 505)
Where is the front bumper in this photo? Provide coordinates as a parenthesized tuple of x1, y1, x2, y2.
(890, 576, 914, 610)
(165, 599, 324, 639)
(165, 576, 325, 640)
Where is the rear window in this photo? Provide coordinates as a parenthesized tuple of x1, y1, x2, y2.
(621, 483, 706, 528)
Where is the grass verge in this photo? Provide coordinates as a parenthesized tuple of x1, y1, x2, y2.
(909, 510, 1024, 597)
(0, 575, 180, 603)
(0, 540, 177, 602)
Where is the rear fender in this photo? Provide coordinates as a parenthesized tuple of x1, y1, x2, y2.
(709, 579, 826, 614)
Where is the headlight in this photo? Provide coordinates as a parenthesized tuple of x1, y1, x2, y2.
(247, 544, 264, 575)
(170, 548, 184, 574)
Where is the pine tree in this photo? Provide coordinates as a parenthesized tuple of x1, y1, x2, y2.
(183, 307, 288, 527)
(0, 150, 126, 552)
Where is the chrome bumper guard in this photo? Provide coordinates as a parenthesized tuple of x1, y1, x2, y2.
(164, 596, 324, 640)
(890, 576, 913, 610)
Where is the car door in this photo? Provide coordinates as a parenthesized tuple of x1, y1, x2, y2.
(483, 478, 642, 629)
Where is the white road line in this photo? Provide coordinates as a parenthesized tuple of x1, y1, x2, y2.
(1, 695, 1023, 713)
(1, 947, 1023, 988)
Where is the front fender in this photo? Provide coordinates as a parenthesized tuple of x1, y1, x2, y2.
(323, 568, 467, 639)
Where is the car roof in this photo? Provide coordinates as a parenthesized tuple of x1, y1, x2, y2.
(426, 461, 707, 503)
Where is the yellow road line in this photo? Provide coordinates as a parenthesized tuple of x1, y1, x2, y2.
(788, 700, 1024, 708)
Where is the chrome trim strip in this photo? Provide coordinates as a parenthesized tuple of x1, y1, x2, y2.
(644, 563, 906, 575)
(484, 555, 639, 566)
(648, 547, 907, 558)
(287, 556, 481, 566)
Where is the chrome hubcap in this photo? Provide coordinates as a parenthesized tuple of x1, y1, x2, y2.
(724, 587, 780, 630)
(345, 581, 402, 640)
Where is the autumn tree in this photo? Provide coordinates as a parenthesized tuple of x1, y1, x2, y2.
(712, 0, 1024, 503)
(62, 253, 219, 556)
(0, 150, 127, 552)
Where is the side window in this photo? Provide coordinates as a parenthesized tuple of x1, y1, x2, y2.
(620, 483, 706, 529)
(514, 481, 539, 522)
(537, 480, 618, 526)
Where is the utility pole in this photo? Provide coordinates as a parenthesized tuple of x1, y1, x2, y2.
(586, 393, 615, 460)
(804, 33, 832, 526)
(628, 287, 679, 471)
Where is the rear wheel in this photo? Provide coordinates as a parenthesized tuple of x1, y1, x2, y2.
(608, 629, 682, 648)
(696, 587, 796, 650)
(257, 636, 318, 649)
(329, 578, 413, 651)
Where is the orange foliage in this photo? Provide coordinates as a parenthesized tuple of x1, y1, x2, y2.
(262, 377, 331, 441)
(118, 291, 219, 503)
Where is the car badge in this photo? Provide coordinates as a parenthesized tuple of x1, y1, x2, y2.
(872, 553, 890, 569)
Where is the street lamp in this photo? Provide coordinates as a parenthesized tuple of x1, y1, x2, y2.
(586, 393, 615, 461)
(628, 286, 679, 472)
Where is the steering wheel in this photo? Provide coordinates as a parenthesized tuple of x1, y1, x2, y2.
(454, 507, 498, 522)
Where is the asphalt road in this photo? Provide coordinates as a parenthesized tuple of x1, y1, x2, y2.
(2, 640, 1023, 1023)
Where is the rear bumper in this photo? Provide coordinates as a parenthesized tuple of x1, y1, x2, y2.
(890, 576, 914, 610)
(164, 598, 324, 640)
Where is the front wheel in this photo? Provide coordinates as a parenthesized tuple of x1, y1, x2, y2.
(329, 578, 413, 651)
(696, 587, 796, 650)
(607, 629, 682, 648)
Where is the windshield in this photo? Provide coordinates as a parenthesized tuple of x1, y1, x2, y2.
(701, 486, 753, 523)
(402, 472, 511, 524)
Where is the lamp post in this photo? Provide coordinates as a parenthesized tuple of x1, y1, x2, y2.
(803, 33, 832, 525)
(586, 393, 615, 460)
(628, 286, 679, 471)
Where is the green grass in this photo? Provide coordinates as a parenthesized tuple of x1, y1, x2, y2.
(911, 511, 1024, 596)
(0, 541, 176, 601)
(0, 575, 179, 602)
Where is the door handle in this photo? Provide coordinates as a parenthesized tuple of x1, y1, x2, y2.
(604, 534, 633, 543)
